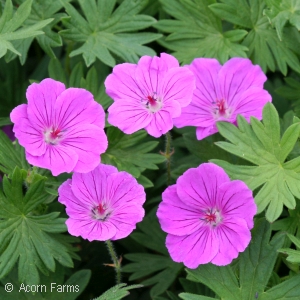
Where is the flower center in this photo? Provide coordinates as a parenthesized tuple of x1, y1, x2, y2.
(141, 92, 163, 113)
(44, 126, 63, 145)
(201, 208, 222, 227)
(212, 99, 231, 119)
(92, 203, 111, 221)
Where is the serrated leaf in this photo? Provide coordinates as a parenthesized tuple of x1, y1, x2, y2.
(6, 0, 71, 63)
(185, 219, 285, 300)
(0, 0, 52, 60)
(101, 127, 165, 179)
(264, 0, 300, 41)
(0, 167, 76, 285)
(209, 0, 300, 74)
(211, 103, 300, 222)
(156, 0, 248, 64)
(94, 283, 143, 300)
(60, 0, 161, 67)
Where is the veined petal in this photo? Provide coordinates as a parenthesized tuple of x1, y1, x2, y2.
(161, 66, 195, 107)
(105, 63, 143, 101)
(26, 144, 78, 176)
(157, 185, 203, 236)
(219, 58, 267, 105)
(55, 88, 105, 129)
(26, 78, 65, 129)
(145, 110, 173, 137)
(166, 228, 219, 268)
(108, 100, 152, 134)
(176, 163, 230, 210)
(61, 124, 108, 173)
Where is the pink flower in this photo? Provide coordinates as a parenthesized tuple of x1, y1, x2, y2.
(105, 53, 195, 137)
(10, 78, 108, 176)
(157, 163, 256, 268)
(173, 58, 272, 140)
(58, 164, 146, 241)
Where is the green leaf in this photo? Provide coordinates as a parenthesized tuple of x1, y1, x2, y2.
(209, 0, 300, 74)
(123, 209, 183, 297)
(278, 233, 300, 263)
(156, 0, 248, 64)
(179, 294, 215, 300)
(211, 103, 300, 222)
(0, 130, 27, 174)
(0, 167, 77, 285)
(264, 0, 300, 41)
(94, 283, 143, 300)
(101, 127, 165, 181)
(185, 219, 284, 300)
(0, 0, 52, 60)
(60, 0, 161, 67)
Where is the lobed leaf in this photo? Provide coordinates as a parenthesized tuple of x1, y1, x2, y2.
(60, 0, 161, 67)
(212, 103, 300, 222)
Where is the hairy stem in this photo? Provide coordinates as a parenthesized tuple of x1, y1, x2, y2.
(105, 240, 122, 284)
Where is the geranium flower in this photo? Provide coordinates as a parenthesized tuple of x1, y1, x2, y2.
(105, 53, 195, 137)
(10, 78, 108, 176)
(157, 163, 256, 268)
(173, 58, 272, 140)
(58, 164, 146, 241)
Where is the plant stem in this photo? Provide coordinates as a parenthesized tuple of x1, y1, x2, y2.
(165, 131, 172, 186)
(105, 240, 122, 284)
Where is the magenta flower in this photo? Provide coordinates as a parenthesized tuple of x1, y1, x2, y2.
(105, 53, 195, 137)
(173, 58, 272, 140)
(157, 163, 256, 268)
(58, 164, 146, 241)
(10, 78, 108, 176)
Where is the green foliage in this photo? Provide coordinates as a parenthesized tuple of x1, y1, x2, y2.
(6, 0, 70, 64)
(264, 0, 300, 41)
(101, 127, 165, 187)
(93, 283, 143, 300)
(279, 233, 300, 263)
(0, 265, 91, 299)
(156, 0, 248, 64)
(0, 0, 52, 60)
(0, 130, 29, 174)
(48, 58, 113, 109)
(0, 167, 78, 285)
(60, 0, 162, 67)
(179, 219, 300, 300)
(212, 103, 300, 222)
(123, 209, 183, 298)
(209, 0, 300, 74)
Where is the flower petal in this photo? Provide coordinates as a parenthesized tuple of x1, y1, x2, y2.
(161, 66, 195, 107)
(105, 63, 143, 101)
(166, 227, 219, 268)
(217, 180, 257, 229)
(108, 100, 152, 134)
(176, 163, 230, 210)
(26, 78, 65, 129)
(55, 88, 105, 129)
(157, 185, 203, 236)
(144, 110, 173, 137)
(26, 144, 78, 176)
(219, 58, 267, 106)
(211, 217, 251, 265)
(61, 124, 108, 173)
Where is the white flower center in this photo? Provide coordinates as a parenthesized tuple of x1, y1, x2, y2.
(44, 126, 63, 145)
(141, 92, 163, 113)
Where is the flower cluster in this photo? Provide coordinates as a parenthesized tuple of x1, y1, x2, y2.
(9, 54, 262, 266)
(157, 163, 257, 268)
